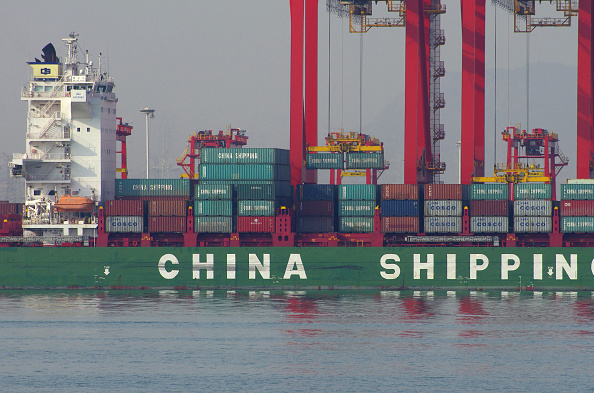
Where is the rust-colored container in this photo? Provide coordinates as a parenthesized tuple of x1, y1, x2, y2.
(0, 203, 20, 215)
(295, 200, 334, 217)
(424, 184, 469, 200)
(148, 200, 187, 217)
(381, 184, 418, 200)
(237, 216, 275, 233)
(381, 217, 419, 233)
(115, 196, 190, 201)
(148, 216, 187, 233)
(469, 200, 508, 216)
(104, 200, 144, 216)
(560, 200, 594, 217)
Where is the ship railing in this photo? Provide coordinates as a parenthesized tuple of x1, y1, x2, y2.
(21, 88, 67, 99)
(13, 152, 71, 161)
(25, 173, 71, 181)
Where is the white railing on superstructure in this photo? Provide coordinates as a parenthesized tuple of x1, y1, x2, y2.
(13, 152, 71, 161)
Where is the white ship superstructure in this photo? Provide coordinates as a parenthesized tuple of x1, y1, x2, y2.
(10, 33, 117, 236)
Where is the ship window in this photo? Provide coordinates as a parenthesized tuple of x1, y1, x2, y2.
(101, 107, 103, 113)
(34, 86, 43, 92)
(108, 108, 110, 114)
(113, 109, 116, 115)
(48, 190, 55, 195)
(87, 128, 90, 132)
(33, 190, 41, 196)
(45, 86, 53, 92)
(77, 127, 80, 132)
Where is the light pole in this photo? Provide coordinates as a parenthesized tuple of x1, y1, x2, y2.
(139, 108, 155, 179)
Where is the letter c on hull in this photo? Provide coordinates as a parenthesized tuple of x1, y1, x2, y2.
(159, 254, 179, 279)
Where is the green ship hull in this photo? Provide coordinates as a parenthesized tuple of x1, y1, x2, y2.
(2, 247, 594, 290)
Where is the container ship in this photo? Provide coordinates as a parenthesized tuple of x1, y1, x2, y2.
(3, 33, 594, 291)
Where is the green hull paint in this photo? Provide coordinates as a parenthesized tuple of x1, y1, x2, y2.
(1, 247, 594, 290)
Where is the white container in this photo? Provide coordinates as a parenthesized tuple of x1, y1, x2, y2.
(513, 217, 552, 233)
(424, 217, 462, 233)
(513, 200, 552, 217)
(106, 216, 144, 233)
(424, 200, 463, 217)
(470, 216, 509, 233)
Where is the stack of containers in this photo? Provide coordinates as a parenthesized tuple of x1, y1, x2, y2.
(193, 184, 234, 233)
(380, 184, 419, 233)
(513, 183, 552, 233)
(295, 184, 336, 233)
(338, 184, 376, 233)
(559, 182, 594, 233)
(469, 184, 509, 233)
(104, 199, 144, 234)
(198, 148, 291, 233)
(115, 179, 190, 233)
(423, 184, 468, 233)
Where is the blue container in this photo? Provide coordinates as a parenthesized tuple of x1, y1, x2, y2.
(296, 184, 336, 201)
(380, 200, 419, 217)
(199, 164, 291, 182)
(560, 184, 594, 200)
(115, 179, 190, 197)
(201, 148, 290, 165)
(306, 152, 344, 169)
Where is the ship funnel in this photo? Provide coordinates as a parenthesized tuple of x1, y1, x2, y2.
(41, 43, 57, 63)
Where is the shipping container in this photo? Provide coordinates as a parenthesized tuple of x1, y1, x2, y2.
(423, 184, 469, 200)
(295, 200, 334, 217)
(199, 164, 291, 182)
(513, 217, 552, 233)
(514, 183, 552, 200)
(469, 200, 508, 216)
(105, 216, 144, 233)
(201, 148, 290, 165)
(559, 200, 594, 217)
(567, 179, 594, 184)
(513, 200, 552, 217)
(148, 216, 186, 233)
(470, 184, 509, 200)
(345, 152, 384, 169)
(193, 200, 233, 216)
(295, 216, 335, 233)
(338, 217, 374, 233)
(305, 152, 344, 169)
(380, 200, 419, 217)
(424, 200, 463, 217)
(237, 216, 275, 233)
(194, 184, 233, 200)
(194, 216, 233, 233)
(237, 200, 275, 216)
(338, 184, 377, 201)
(104, 200, 144, 216)
(296, 184, 336, 201)
(561, 217, 594, 233)
(380, 184, 418, 200)
(199, 180, 292, 198)
(236, 183, 292, 200)
(148, 200, 187, 217)
(424, 217, 462, 233)
(338, 200, 376, 217)
(0, 203, 20, 215)
(470, 216, 509, 233)
(115, 196, 190, 202)
(560, 184, 594, 200)
(115, 179, 190, 197)
(381, 217, 419, 233)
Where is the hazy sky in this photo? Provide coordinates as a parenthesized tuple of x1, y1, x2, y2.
(0, 1, 580, 194)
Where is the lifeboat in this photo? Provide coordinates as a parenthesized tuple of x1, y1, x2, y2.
(54, 195, 95, 213)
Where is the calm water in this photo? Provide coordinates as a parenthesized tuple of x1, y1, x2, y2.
(1, 290, 593, 392)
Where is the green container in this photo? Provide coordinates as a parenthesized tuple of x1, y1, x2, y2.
(194, 216, 234, 233)
(201, 148, 290, 165)
(514, 183, 552, 200)
(560, 184, 594, 200)
(194, 184, 233, 200)
(561, 217, 594, 233)
(236, 183, 292, 200)
(345, 152, 384, 169)
(115, 179, 190, 197)
(339, 217, 374, 233)
(238, 200, 276, 216)
(338, 184, 377, 201)
(470, 184, 509, 200)
(193, 200, 233, 216)
(199, 164, 291, 181)
(338, 201, 376, 217)
(306, 153, 344, 169)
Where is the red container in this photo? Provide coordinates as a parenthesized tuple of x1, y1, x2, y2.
(424, 184, 468, 200)
(470, 200, 508, 216)
(237, 216, 275, 233)
(0, 203, 20, 215)
(295, 200, 334, 217)
(148, 200, 187, 217)
(560, 200, 594, 217)
(148, 216, 187, 233)
(381, 184, 418, 200)
(116, 196, 190, 201)
(381, 217, 419, 233)
(104, 200, 144, 216)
